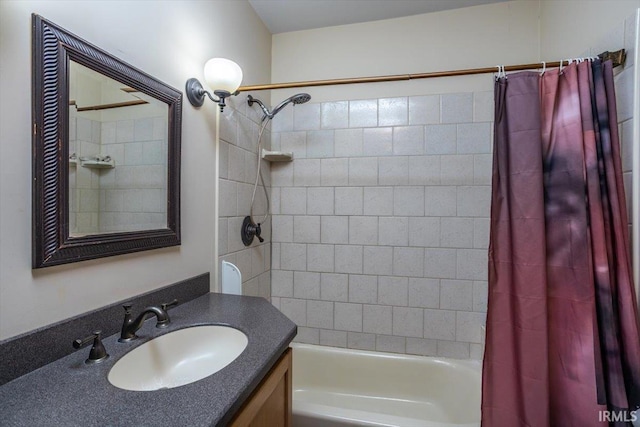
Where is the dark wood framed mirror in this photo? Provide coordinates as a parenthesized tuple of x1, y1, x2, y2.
(32, 15, 181, 268)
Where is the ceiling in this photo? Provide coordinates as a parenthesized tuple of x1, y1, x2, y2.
(248, 0, 508, 34)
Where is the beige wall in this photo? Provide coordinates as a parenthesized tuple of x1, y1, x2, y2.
(270, 1, 540, 104)
(0, 0, 271, 340)
(540, 0, 640, 59)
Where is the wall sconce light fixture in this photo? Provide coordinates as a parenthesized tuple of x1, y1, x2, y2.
(185, 58, 243, 112)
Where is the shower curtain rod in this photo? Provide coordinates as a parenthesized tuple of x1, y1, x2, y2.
(237, 49, 625, 92)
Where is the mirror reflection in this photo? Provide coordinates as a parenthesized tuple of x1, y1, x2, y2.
(68, 61, 168, 236)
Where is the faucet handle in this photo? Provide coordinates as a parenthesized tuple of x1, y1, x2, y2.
(122, 303, 133, 314)
(161, 299, 179, 311)
(73, 330, 109, 364)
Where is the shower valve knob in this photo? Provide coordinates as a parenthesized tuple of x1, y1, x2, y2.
(255, 223, 264, 243)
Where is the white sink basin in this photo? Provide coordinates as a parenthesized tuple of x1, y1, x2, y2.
(108, 325, 248, 391)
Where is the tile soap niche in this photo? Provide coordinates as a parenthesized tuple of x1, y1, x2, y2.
(262, 149, 292, 162)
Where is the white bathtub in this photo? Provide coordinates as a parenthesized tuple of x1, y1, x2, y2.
(291, 343, 481, 427)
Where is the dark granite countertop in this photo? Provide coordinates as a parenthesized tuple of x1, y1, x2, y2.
(0, 293, 297, 427)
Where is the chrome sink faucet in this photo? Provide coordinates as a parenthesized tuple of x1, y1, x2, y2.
(118, 300, 178, 342)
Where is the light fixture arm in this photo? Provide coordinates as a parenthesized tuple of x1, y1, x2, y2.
(185, 78, 236, 112)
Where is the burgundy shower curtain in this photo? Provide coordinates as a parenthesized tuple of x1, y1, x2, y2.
(482, 59, 640, 426)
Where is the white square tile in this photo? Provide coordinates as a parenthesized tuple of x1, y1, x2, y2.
(456, 249, 487, 280)
(363, 187, 394, 216)
(236, 183, 253, 214)
(124, 142, 144, 166)
(272, 243, 281, 270)
(321, 101, 349, 129)
(457, 123, 491, 154)
(394, 186, 424, 216)
(293, 103, 321, 131)
(349, 216, 378, 245)
(378, 276, 408, 306)
(321, 216, 349, 244)
(408, 156, 440, 185)
(393, 247, 424, 278)
(349, 157, 378, 186)
(272, 215, 293, 242)
(424, 248, 457, 279)
(425, 124, 456, 154)
(334, 245, 363, 274)
(423, 309, 456, 340)
(614, 68, 634, 122)
(293, 215, 320, 243)
(307, 187, 334, 215)
(473, 91, 494, 122)
(116, 119, 134, 143)
(349, 275, 378, 304)
(294, 327, 319, 344)
(349, 99, 378, 128)
(408, 278, 439, 308)
(280, 243, 307, 271)
(281, 187, 307, 215)
(335, 129, 364, 157)
(406, 338, 438, 356)
(237, 115, 257, 152)
(307, 300, 334, 329)
(294, 271, 321, 299)
(307, 130, 335, 158)
(624, 13, 637, 69)
(363, 246, 393, 276)
(441, 93, 473, 123)
(307, 244, 335, 273)
(334, 302, 363, 332)
(470, 343, 484, 360)
(393, 126, 424, 155)
(219, 110, 238, 145)
(441, 217, 474, 248)
(271, 106, 293, 132)
(456, 186, 490, 217)
(425, 186, 457, 216)
(363, 304, 392, 334)
(134, 117, 154, 142)
(279, 298, 306, 326)
(393, 307, 424, 337)
(440, 155, 474, 185)
(218, 179, 237, 217)
(320, 329, 347, 347)
(440, 279, 473, 310)
(363, 128, 393, 156)
(409, 95, 440, 125)
(473, 154, 492, 185)
(378, 216, 409, 246)
(335, 187, 363, 215)
(321, 273, 349, 302)
(437, 341, 469, 359)
(376, 335, 405, 353)
(321, 158, 349, 186)
(347, 332, 376, 350)
(408, 217, 440, 247)
(227, 145, 245, 183)
(456, 311, 486, 343)
(473, 280, 488, 312)
(271, 270, 294, 297)
(379, 97, 408, 126)
(271, 162, 294, 187)
(473, 218, 490, 249)
(280, 131, 307, 158)
(378, 156, 409, 185)
(293, 159, 321, 187)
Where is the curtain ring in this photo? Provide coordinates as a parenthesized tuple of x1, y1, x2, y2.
(559, 59, 564, 74)
(540, 61, 546, 75)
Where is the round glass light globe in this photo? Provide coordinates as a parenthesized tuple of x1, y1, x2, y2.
(203, 58, 243, 93)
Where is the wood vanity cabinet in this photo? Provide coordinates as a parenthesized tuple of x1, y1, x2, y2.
(230, 348, 292, 427)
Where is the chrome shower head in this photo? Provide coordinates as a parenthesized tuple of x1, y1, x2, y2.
(247, 93, 311, 121)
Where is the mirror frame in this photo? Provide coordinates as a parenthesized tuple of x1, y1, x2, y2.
(32, 15, 181, 268)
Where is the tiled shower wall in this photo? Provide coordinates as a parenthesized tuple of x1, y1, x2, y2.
(269, 93, 493, 359)
(218, 99, 272, 299)
(68, 114, 169, 234)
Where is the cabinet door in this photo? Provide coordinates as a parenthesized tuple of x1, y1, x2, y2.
(230, 348, 292, 427)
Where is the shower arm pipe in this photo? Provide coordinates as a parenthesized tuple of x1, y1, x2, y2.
(238, 49, 626, 92)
